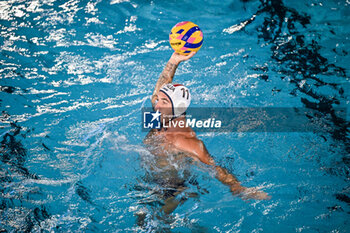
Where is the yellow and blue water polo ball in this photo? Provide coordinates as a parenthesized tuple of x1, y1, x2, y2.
(169, 21, 203, 55)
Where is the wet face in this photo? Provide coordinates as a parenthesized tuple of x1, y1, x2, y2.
(155, 91, 173, 123)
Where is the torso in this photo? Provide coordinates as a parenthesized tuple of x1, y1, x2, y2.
(143, 126, 200, 168)
(144, 127, 196, 157)
(142, 128, 197, 188)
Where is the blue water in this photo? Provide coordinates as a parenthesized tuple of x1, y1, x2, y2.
(1, 0, 350, 232)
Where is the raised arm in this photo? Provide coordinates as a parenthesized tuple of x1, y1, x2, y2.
(151, 51, 196, 107)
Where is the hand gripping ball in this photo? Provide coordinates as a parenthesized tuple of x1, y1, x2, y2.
(169, 21, 203, 55)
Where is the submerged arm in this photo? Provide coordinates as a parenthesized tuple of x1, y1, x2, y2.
(151, 51, 196, 108)
(190, 141, 245, 192)
(201, 143, 270, 200)
(176, 138, 270, 200)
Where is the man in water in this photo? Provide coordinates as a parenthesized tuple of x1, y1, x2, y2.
(143, 51, 270, 215)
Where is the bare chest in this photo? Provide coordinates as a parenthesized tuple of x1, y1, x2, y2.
(143, 130, 192, 168)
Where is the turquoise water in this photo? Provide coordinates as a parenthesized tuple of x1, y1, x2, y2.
(1, 0, 350, 232)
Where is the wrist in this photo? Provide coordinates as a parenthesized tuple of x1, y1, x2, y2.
(230, 184, 245, 194)
(169, 57, 180, 66)
(229, 182, 243, 190)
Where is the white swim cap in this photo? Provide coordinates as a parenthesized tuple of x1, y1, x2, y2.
(159, 83, 191, 118)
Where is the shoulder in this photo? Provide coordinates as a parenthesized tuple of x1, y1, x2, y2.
(165, 131, 196, 148)
(167, 132, 214, 165)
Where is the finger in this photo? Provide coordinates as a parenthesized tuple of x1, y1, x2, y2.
(184, 51, 197, 60)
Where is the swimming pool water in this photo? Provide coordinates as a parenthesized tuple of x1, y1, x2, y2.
(1, 0, 349, 232)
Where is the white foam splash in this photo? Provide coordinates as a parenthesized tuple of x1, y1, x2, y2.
(110, 0, 130, 4)
(223, 15, 257, 34)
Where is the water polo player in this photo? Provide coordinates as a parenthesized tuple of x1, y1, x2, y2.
(142, 51, 270, 215)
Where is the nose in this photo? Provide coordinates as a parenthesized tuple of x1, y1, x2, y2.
(154, 101, 161, 111)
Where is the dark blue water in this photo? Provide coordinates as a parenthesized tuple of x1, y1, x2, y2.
(1, 0, 349, 232)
